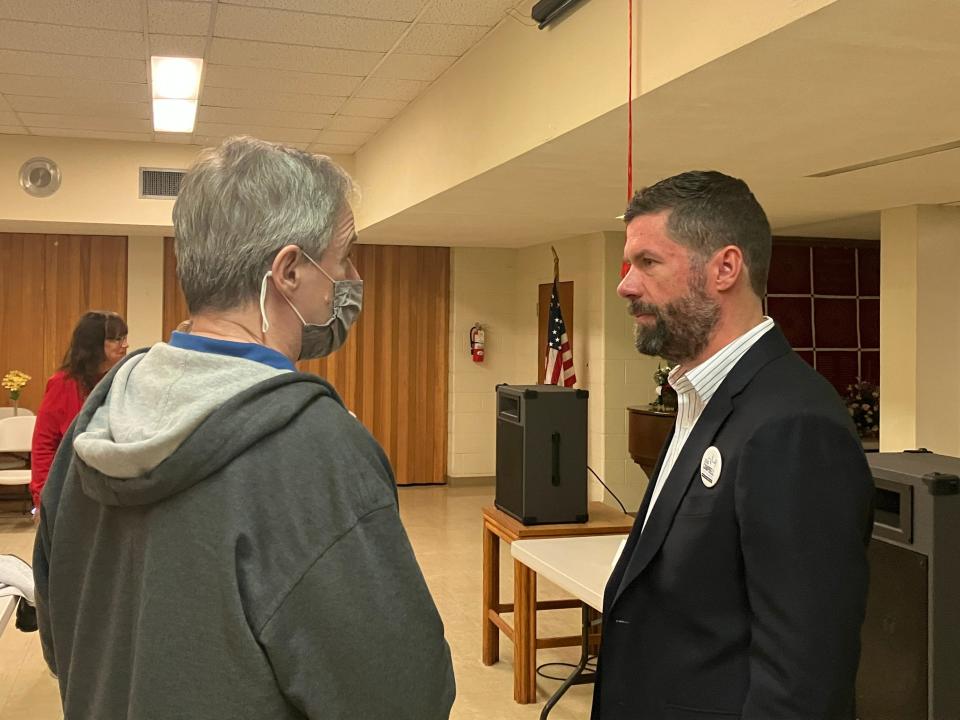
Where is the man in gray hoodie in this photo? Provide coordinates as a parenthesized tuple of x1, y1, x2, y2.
(33, 136, 455, 720)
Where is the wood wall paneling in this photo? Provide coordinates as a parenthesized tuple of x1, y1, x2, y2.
(162, 237, 189, 342)
(43, 235, 128, 382)
(0, 233, 127, 411)
(300, 245, 450, 485)
(0, 235, 47, 412)
(163, 241, 450, 485)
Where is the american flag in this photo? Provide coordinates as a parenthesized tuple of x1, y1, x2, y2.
(544, 279, 577, 387)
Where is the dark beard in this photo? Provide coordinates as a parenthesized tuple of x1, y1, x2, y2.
(629, 276, 720, 365)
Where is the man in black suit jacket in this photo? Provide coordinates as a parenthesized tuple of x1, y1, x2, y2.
(592, 171, 874, 720)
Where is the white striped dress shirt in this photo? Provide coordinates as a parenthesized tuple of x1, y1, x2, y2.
(641, 317, 775, 532)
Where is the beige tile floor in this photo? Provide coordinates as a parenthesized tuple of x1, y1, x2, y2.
(0, 512, 62, 720)
(0, 485, 594, 719)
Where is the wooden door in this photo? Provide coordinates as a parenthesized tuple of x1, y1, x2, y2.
(537, 281, 574, 383)
(300, 245, 449, 485)
(0, 235, 47, 412)
(0, 233, 127, 411)
(43, 235, 128, 379)
(162, 237, 189, 341)
(163, 242, 450, 485)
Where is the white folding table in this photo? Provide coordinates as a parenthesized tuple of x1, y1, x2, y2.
(511, 534, 627, 718)
(0, 595, 17, 637)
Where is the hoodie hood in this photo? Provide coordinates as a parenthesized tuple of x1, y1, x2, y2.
(72, 343, 341, 507)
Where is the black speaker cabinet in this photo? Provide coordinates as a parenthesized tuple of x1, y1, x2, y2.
(495, 384, 588, 525)
(857, 452, 960, 720)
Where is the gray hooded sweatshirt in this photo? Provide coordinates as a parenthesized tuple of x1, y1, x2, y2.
(33, 343, 455, 720)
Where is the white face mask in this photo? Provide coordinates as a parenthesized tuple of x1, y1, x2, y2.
(259, 249, 363, 360)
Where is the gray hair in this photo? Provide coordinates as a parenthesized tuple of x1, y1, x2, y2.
(172, 136, 354, 313)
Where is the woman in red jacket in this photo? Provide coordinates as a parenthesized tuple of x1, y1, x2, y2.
(30, 311, 128, 512)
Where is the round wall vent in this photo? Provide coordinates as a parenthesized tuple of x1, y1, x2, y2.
(19, 157, 61, 198)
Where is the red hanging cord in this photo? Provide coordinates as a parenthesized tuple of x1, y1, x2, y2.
(621, 0, 634, 280)
(626, 0, 633, 203)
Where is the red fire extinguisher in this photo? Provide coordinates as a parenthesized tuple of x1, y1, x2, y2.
(469, 323, 485, 363)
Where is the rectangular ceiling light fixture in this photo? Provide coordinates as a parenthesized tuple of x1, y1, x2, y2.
(151, 56, 203, 133)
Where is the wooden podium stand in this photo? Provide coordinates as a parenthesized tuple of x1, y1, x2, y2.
(627, 406, 676, 477)
(481, 503, 633, 703)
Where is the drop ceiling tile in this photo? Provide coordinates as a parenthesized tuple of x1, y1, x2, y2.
(209, 38, 382, 76)
(326, 115, 388, 133)
(200, 138, 317, 150)
(154, 132, 195, 143)
(397, 23, 489, 56)
(0, 110, 19, 125)
(204, 64, 360, 96)
(420, 0, 517, 26)
(7, 96, 150, 119)
(0, 50, 146, 83)
(192, 134, 225, 147)
(339, 97, 406, 119)
(0, 74, 148, 103)
(150, 34, 208, 57)
(21, 113, 152, 133)
(195, 121, 318, 144)
(149, 0, 211, 36)
(198, 106, 329, 129)
(224, 0, 422, 22)
(0, 124, 27, 134)
(0, 0, 142, 32)
(215, 5, 405, 53)
(313, 129, 372, 146)
(202, 86, 344, 114)
(308, 142, 359, 154)
(194, 138, 313, 151)
(0, 20, 145, 59)
(30, 128, 154, 142)
(355, 76, 428, 102)
(374, 52, 456, 81)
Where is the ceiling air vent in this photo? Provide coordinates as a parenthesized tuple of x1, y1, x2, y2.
(19, 157, 62, 197)
(140, 167, 185, 199)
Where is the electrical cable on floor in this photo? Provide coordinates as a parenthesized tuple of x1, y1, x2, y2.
(536, 658, 598, 682)
(587, 466, 627, 514)
(505, 8, 538, 26)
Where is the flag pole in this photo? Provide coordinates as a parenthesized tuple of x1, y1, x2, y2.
(551, 246, 560, 282)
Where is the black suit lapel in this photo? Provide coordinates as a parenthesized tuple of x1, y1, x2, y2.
(634, 423, 674, 523)
(610, 389, 734, 609)
(608, 325, 794, 612)
(603, 423, 675, 613)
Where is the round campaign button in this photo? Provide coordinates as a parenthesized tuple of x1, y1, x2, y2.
(700, 446, 722, 488)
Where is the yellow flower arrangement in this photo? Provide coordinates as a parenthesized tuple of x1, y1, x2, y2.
(2, 370, 31, 402)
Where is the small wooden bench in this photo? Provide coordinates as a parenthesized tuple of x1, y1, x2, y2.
(481, 502, 634, 704)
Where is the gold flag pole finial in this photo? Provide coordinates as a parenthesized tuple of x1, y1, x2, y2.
(551, 246, 560, 281)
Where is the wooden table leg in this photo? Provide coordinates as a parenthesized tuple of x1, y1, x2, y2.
(587, 606, 602, 656)
(513, 558, 537, 704)
(482, 522, 500, 665)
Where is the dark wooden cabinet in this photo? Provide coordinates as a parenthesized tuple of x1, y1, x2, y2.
(627, 406, 676, 478)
